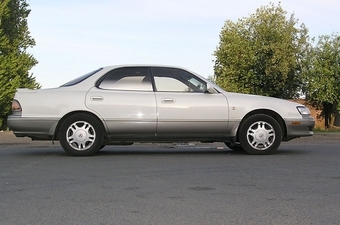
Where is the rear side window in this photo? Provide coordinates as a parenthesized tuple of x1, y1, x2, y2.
(61, 68, 102, 87)
(98, 67, 153, 91)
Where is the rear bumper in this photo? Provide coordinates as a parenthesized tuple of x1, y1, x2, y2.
(284, 117, 315, 141)
(7, 116, 59, 140)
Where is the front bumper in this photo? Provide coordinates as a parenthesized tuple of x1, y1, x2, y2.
(284, 117, 315, 141)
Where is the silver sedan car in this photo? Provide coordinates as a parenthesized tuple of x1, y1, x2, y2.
(7, 65, 315, 156)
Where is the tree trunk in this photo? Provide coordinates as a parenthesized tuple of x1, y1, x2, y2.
(323, 102, 333, 128)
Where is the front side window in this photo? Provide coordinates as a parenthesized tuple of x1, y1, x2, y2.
(152, 67, 207, 93)
(98, 67, 152, 91)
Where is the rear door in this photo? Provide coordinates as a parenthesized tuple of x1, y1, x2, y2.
(85, 67, 157, 137)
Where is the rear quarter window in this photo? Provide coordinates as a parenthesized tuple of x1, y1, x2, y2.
(60, 68, 103, 87)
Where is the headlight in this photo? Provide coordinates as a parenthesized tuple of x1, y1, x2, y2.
(297, 106, 310, 116)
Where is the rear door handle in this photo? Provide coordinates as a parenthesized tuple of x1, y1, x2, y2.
(90, 96, 103, 101)
(161, 98, 175, 103)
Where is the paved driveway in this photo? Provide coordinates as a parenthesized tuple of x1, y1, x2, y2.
(0, 131, 339, 225)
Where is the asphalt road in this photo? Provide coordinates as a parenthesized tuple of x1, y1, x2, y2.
(0, 131, 340, 225)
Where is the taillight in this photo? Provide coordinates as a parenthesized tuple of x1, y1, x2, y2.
(11, 99, 22, 112)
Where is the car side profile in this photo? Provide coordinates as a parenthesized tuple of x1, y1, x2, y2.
(7, 65, 315, 156)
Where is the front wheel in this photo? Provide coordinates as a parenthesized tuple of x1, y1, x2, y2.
(239, 114, 282, 155)
(59, 114, 104, 156)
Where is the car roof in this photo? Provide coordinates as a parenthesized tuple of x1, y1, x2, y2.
(101, 64, 190, 70)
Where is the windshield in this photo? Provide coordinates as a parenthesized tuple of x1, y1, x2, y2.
(60, 68, 103, 87)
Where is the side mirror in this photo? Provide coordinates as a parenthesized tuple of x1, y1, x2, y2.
(206, 83, 217, 94)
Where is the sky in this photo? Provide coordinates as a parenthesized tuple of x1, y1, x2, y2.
(26, 0, 340, 88)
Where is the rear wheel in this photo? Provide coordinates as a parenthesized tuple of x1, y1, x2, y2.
(239, 114, 282, 155)
(59, 114, 104, 156)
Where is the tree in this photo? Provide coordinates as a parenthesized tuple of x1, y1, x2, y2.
(303, 34, 340, 128)
(213, 3, 309, 99)
(0, 0, 39, 129)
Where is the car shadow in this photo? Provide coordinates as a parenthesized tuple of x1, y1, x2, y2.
(98, 148, 234, 156)
(12, 144, 309, 157)
(97, 146, 307, 156)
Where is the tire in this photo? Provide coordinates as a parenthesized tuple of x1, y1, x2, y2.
(225, 142, 244, 151)
(239, 114, 282, 155)
(59, 114, 104, 156)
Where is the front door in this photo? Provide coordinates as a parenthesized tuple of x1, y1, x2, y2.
(151, 67, 229, 139)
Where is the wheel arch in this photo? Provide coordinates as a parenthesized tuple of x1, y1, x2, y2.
(53, 110, 107, 140)
(236, 109, 287, 141)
